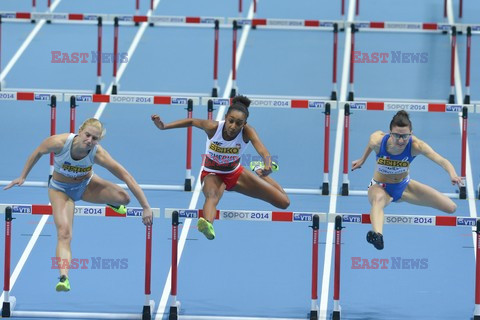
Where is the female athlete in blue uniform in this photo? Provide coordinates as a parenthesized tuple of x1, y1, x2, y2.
(4, 118, 153, 291)
(351, 110, 461, 250)
(151, 96, 290, 240)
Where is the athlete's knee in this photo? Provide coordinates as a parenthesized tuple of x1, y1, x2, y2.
(117, 189, 130, 205)
(273, 195, 290, 209)
(56, 225, 72, 242)
(444, 200, 457, 214)
(204, 189, 221, 201)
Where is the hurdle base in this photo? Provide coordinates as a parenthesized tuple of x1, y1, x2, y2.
(112, 85, 118, 95)
(169, 306, 179, 320)
(230, 88, 237, 98)
(135, 22, 140, 27)
(2, 297, 16, 318)
(477, 184, 480, 200)
(464, 95, 470, 104)
(331, 91, 337, 101)
(332, 310, 341, 320)
(341, 183, 349, 196)
(459, 186, 467, 200)
(309, 310, 318, 320)
(2, 302, 11, 317)
(322, 182, 330, 195)
(184, 178, 192, 191)
(473, 316, 480, 320)
(95, 84, 102, 94)
(142, 305, 151, 320)
(348, 91, 354, 101)
(448, 94, 455, 104)
(212, 87, 218, 97)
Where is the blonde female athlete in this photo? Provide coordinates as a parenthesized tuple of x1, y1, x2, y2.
(351, 110, 461, 250)
(4, 118, 153, 291)
(151, 95, 290, 240)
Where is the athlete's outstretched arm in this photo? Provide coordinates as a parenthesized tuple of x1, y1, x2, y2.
(3, 134, 66, 190)
(244, 125, 274, 175)
(94, 146, 153, 225)
(351, 131, 383, 171)
(151, 115, 217, 136)
(414, 138, 462, 186)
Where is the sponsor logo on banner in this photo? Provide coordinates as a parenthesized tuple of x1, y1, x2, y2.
(212, 98, 230, 106)
(349, 102, 366, 110)
(308, 101, 325, 109)
(75, 207, 104, 215)
(319, 22, 334, 27)
(34, 94, 52, 101)
(221, 211, 270, 221)
(384, 103, 427, 111)
(117, 15, 133, 21)
(12, 205, 31, 214)
(2, 13, 16, 19)
(342, 214, 361, 223)
(0, 92, 16, 100)
(355, 22, 370, 28)
(385, 216, 434, 225)
(269, 19, 303, 26)
(84, 15, 100, 20)
(127, 209, 143, 217)
(457, 217, 476, 226)
(250, 99, 290, 108)
(293, 213, 313, 222)
(200, 18, 216, 24)
(179, 210, 197, 218)
(75, 95, 93, 102)
(171, 97, 188, 105)
(110, 95, 152, 104)
(446, 105, 462, 112)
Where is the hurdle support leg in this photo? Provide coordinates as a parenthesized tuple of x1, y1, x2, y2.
(332, 216, 343, 320)
(322, 103, 331, 195)
(2, 207, 16, 318)
(448, 26, 456, 104)
(459, 106, 467, 200)
(309, 215, 320, 320)
(230, 20, 239, 98)
(474, 220, 480, 319)
(341, 104, 350, 196)
(184, 100, 194, 192)
(169, 211, 180, 320)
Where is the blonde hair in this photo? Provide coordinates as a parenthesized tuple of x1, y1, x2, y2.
(79, 118, 106, 139)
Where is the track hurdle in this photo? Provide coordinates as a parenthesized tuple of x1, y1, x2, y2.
(329, 212, 480, 319)
(0, 204, 159, 319)
(164, 209, 322, 320)
(341, 101, 473, 199)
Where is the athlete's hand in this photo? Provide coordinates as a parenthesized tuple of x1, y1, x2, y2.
(258, 166, 272, 177)
(451, 175, 463, 186)
(151, 114, 165, 130)
(351, 159, 364, 171)
(142, 207, 153, 226)
(3, 177, 25, 190)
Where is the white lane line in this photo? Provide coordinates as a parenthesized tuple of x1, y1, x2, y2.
(154, 3, 257, 319)
(446, 0, 478, 255)
(319, 0, 355, 318)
